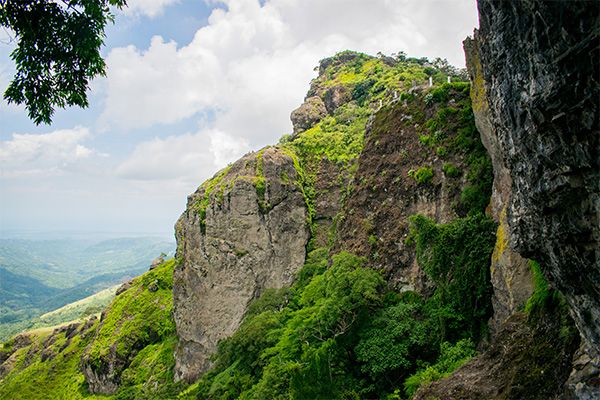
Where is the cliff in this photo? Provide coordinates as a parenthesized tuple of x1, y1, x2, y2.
(415, 0, 599, 398)
(173, 147, 309, 382)
(0, 8, 597, 394)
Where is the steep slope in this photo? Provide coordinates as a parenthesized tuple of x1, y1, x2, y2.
(0, 259, 182, 399)
(174, 147, 310, 382)
(415, 1, 599, 398)
(335, 82, 492, 291)
(172, 51, 478, 383)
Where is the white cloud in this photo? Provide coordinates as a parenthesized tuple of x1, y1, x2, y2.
(120, 0, 181, 18)
(116, 128, 248, 182)
(102, 0, 478, 137)
(0, 127, 94, 177)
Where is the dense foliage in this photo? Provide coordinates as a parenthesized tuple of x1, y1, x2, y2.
(183, 212, 495, 400)
(0, 0, 126, 124)
(408, 214, 496, 343)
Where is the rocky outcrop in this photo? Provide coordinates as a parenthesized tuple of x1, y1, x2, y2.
(415, 310, 579, 399)
(335, 85, 491, 291)
(290, 96, 327, 135)
(470, 0, 600, 355)
(565, 343, 600, 399)
(463, 35, 533, 335)
(173, 147, 309, 382)
(81, 260, 176, 394)
(432, 0, 600, 397)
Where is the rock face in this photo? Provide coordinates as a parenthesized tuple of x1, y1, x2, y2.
(290, 96, 327, 135)
(470, 0, 600, 355)
(173, 147, 309, 382)
(463, 36, 534, 335)
(335, 86, 491, 292)
(415, 311, 579, 399)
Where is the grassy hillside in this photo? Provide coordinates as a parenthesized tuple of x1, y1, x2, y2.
(0, 237, 174, 341)
(0, 259, 181, 400)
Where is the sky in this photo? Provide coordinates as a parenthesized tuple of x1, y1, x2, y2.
(0, 0, 479, 240)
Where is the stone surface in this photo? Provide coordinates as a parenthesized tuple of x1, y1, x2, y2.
(472, 0, 600, 354)
(464, 37, 533, 335)
(173, 147, 309, 382)
(334, 89, 482, 292)
(322, 85, 352, 115)
(290, 96, 327, 135)
(487, 210, 533, 333)
(415, 311, 579, 400)
(565, 342, 600, 399)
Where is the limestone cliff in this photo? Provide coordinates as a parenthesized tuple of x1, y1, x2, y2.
(173, 147, 309, 382)
(416, 1, 599, 398)
(474, 0, 599, 352)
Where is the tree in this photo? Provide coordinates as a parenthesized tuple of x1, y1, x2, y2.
(0, 0, 126, 124)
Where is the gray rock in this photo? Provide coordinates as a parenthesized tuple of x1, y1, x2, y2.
(470, 0, 600, 354)
(464, 36, 533, 335)
(565, 341, 600, 399)
(290, 96, 327, 135)
(323, 85, 352, 114)
(173, 146, 309, 382)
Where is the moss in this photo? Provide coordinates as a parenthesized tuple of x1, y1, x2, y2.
(193, 165, 232, 233)
(467, 45, 488, 113)
(525, 260, 553, 315)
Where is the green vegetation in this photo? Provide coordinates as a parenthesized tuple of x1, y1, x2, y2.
(524, 260, 564, 317)
(442, 163, 461, 177)
(409, 166, 434, 184)
(84, 259, 176, 376)
(277, 51, 469, 248)
(418, 83, 493, 215)
(183, 214, 494, 400)
(403, 339, 475, 398)
(0, 322, 106, 400)
(1, 0, 127, 124)
(0, 237, 174, 341)
(194, 166, 232, 233)
(0, 259, 184, 400)
(0, 285, 118, 343)
(408, 213, 496, 342)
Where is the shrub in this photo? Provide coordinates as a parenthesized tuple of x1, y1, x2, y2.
(403, 339, 476, 398)
(408, 213, 496, 342)
(409, 166, 434, 184)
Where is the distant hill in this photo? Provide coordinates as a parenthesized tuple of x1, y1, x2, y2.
(0, 237, 174, 340)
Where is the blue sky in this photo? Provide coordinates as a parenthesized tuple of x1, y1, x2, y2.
(0, 0, 478, 239)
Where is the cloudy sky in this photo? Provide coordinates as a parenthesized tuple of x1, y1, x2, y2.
(0, 0, 479, 239)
